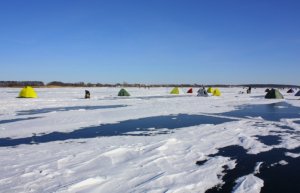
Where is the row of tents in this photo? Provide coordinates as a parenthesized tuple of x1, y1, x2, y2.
(17, 86, 132, 98)
(17, 86, 217, 98)
(265, 88, 300, 99)
(170, 87, 221, 96)
(17, 86, 300, 99)
(287, 88, 297, 93)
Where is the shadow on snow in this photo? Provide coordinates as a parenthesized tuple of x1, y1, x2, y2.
(0, 117, 43, 124)
(16, 105, 128, 116)
(216, 102, 300, 122)
(0, 114, 234, 147)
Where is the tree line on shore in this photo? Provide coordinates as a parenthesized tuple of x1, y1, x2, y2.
(0, 81, 299, 88)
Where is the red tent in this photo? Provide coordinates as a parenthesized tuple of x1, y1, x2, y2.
(187, 88, 193, 93)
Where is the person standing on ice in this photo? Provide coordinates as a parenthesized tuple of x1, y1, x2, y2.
(247, 86, 252, 94)
(85, 90, 90, 99)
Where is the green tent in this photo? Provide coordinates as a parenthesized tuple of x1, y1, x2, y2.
(118, 88, 130, 96)
(170, 87, 182, 94)
(265, 89, 284, 99)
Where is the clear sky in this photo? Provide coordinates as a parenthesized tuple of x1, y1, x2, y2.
(0, 0, 299, 84)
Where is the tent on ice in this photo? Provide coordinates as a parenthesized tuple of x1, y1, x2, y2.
(118, 88, 130, 96)
(287, 88, 294, 93)
(265, 89, 284, 99)
(197, 88, 208, 97)
(212, 88, 221, 96)
(207, 87, 214, 93)
(18, 86, 37, 98)
(187, 88, 193, 94)
(295, 90, 300, 96)
(170, 87, 183, 94)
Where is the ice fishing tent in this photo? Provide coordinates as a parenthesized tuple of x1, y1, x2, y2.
(295, 90, 300, 96)
(287, 88, 294, 93)
(265, 89, 284, 99)
(18, 86, 37, 98)
(170, 87, 182, 94)
(265, 88, 270, 92)
(118, 88, 130, 96)
(207, 87, 214, 93)
(187, 88, 193, 94)
(212, 88, 221, 96)
(197, 88, 208, 97)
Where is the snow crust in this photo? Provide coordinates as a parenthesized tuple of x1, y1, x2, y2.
(232, 174, 264, 193)
(285, 152, 300, 158)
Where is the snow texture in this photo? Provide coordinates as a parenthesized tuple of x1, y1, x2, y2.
(232, 174, 264, 193)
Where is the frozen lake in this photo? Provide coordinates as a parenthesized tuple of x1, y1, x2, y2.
(0, 87, 299, 193)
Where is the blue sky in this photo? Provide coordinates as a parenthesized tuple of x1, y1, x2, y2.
(0, 0, 299, 84)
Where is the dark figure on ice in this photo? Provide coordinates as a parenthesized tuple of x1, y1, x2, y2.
(85, 90, 90, 99)
(247, 86, 251, 94)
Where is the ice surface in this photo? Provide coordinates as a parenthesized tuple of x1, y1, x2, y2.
(278, 160, 288, 165)
(0, 87, 299, 192)
(254, 162, 263, 174)
(285, 152, 300, 158)
(232, 174, 264, 193)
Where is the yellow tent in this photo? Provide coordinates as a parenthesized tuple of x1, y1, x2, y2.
(18, 86, 38, 98)
(170, 87, 182, 94)
(207, 87, 214, 93)
(213, 88, 221, 96)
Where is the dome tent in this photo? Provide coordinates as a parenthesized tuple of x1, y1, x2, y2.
(207, 87, 214, 93)
(212, 88, 221, 96)
(197, 88, 208, 97)
(170, 87, 183, 94)
(287, 88, 294, 93)
(187, 88, 193, 94)
(118, 88, 130, 96)
(265, 89, 284, 99)
(18, 86, 37, 98)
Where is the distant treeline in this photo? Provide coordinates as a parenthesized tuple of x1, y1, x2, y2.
(239, 84, 300, 89)
(0, 81, 44, 87)
(0, 81, 299, 88)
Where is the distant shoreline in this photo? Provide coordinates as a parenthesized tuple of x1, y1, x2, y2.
(0, 81, 299, 88)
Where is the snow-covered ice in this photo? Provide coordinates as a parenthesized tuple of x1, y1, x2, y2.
(0, 87, 299, 192)
(232, 174, 264, 193)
